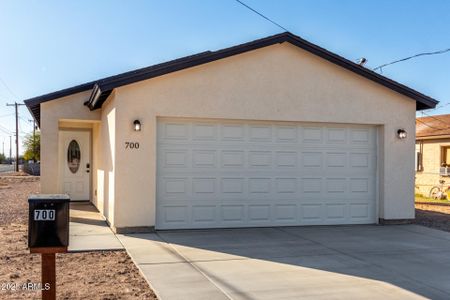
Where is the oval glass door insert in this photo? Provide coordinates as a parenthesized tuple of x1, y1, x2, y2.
(67, 140, 81, 174)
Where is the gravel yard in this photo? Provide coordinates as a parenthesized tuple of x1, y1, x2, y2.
(0, 176, 156, 300)
(415, 203, 450, 232)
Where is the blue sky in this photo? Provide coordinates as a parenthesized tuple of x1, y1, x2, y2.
(0, 0, 449, 155)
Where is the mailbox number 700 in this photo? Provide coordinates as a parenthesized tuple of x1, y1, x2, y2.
(34, 209, 55, 221)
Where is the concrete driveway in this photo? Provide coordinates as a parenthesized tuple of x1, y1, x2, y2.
(117, 225, 450, 299)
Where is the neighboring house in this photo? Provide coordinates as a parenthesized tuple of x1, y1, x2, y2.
(415, 114, 450, 196)
(25, 32, 438, 232)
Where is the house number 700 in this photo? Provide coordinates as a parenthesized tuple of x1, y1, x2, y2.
(125, 142, 140, 149)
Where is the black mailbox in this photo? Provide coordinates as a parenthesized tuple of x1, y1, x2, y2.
(28, 194, 70, 252)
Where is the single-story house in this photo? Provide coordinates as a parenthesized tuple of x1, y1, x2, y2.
(25, 32, 438, 232)
(415, 114, 450, 196)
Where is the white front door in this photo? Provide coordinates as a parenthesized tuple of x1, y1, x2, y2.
(156, 118, 377, 230)
(59, 130, 91, 201)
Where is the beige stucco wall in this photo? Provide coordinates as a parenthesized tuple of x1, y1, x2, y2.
(100, 94, 116, 224)
(40, 90, 118, 226)
(415, 139, 450, 196)
(110, 42, 416, 228)
(40, 92, 101, 195)
(40, 41, 417, 229)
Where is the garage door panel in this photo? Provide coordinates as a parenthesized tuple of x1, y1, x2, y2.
(301, 204, 324, 223)
(326, 203, 347, 219)
(192, 178, 217, 195)
(275, 178, 298, 194)
(221, 205, 246, 223)
(350, 128, 371, 144)
(302, 152, 322, 168)
(192, 205, 217, 223)
(274, 204, 298, 222)
(192, 123, 218, 141)
(350, 152, 370, 168)
(350, 177, 370, 193)
(192, 150, 217, 167)
(302, 178, 322, 193)
(221, 124, 246, 141)
(248, 151, 272, 167)
(221, 150, 245, 167)
(161, 205, 189, 225)
(302, 127, 323, 143)
(276, 151, 298, 168)
(162, 177, 188, 195)
(249, 125, 273, 142)
(325, 178, 347, 193)
(326, 128, 347, 144)
(159, 174, 374, 198)
(350, 203, 371, 219)
(326, 152, 347, 168)
(248, 205, 271, 222)
(162, 122, 189, 140)
(276, 126, 298, 142)
(157, 118, 377, 229)
(163, 150, 188, 168)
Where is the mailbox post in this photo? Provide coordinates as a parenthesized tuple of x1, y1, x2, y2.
(28, 194, 70, 300)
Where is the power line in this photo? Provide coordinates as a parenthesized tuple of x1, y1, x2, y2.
(416, 118, 443, 131)
(0, 89, 11, 99)
(0, 113, 15, 118)
(232, 0, 450, 87)
(0, 76, 19, 100)
(18, 116, 33, 129)
(0, 122, 13, 133)
(0, 128, 11, 135)
(420, 111, 450, 127)
(374, 47, 450, 72)
(433, 102, 450, 110)
(0, 124, 12, 135)
(234, 0, 289, 32)
(416, 111, 450, 132)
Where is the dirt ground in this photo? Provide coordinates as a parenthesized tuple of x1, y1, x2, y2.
(415, 203, 450, 232)
(0, 176, 157, 300)
(4, 175, 449, 299)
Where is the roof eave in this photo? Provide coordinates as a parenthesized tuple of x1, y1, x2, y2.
(24, 31, 439, 122)
(86, 32, 438, 111)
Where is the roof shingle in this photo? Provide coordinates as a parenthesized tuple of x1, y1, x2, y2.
(416, 114, 450, 138)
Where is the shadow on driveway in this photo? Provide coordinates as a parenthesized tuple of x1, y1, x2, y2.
(119, 224, 450, 299)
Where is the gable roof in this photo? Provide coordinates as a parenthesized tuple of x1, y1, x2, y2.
(25, 32, 438, 126)
(417, 114, 450, 139)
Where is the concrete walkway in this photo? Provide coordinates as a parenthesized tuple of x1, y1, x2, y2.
(118, 225, 450, 300)
(69, 202, 123, 252)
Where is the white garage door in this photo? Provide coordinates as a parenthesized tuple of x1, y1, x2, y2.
(156, 118, 377, 229)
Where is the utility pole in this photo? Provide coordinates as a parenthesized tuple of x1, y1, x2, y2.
(9, 136, 12, 165)
(6, 102, 25, 172)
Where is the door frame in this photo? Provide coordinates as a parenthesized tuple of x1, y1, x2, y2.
(58, 128, 93, 202)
